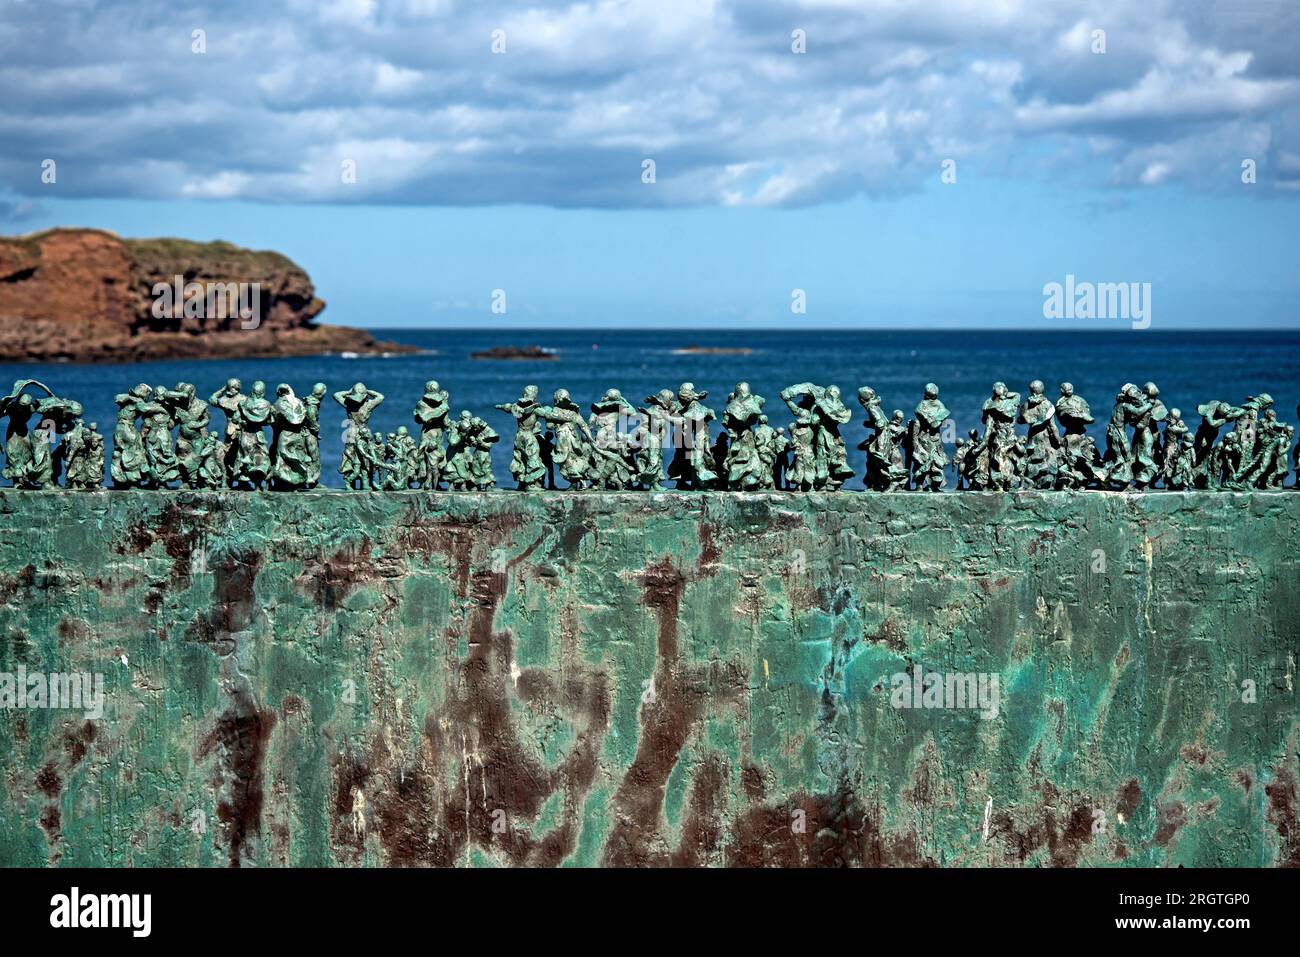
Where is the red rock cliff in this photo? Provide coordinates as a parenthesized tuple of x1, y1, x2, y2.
(0, 228, 415, 362)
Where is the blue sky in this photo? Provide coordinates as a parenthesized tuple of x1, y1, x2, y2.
(2, 0, 1298, 329)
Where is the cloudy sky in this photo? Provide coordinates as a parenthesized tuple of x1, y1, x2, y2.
(1, 0, 1297, 328)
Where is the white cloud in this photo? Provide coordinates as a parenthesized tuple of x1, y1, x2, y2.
(1, 0, 1298, 206)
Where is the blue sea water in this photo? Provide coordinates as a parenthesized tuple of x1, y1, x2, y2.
(3, 328, 1298, 489)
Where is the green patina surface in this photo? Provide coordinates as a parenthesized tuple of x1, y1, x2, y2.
(0, 490, 1296, 867)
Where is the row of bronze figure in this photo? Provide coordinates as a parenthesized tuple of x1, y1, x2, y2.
(0, 377, 1294, 492)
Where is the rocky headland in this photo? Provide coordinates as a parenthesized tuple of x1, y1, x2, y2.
(0, 228, 416, 363)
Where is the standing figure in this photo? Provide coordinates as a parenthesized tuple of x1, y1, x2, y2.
(208, 378, 247, 480)
(335, 383, 385, 491)
(111, 385, 161, 488)
(1017, 381, 1060, 490)
(589, 389, 636, 489)
(858, 387, 907, 491)
(631, 390, 675, 491)
(470, 416, 499, 489)
(1267, 425, 1294, 489)
(1054, 383, 1104, 489)
(910, 383, 950, 491)
(667, 383, 717, 490)
(1, 380, 82, 489)
(771, 427, 789, 490)
(143, 406, 180, 488)
(1130, 382, 1167, 489)
(412, 380, 450, 490)
(392, 427, 418, 489)
(303, 383, 327, 488)
(1166, 434, 1196, 491)
(722, 382, 767, 490)
(270, 384, 312, 490)
(231, 381, 272, 490)
(495, 385, 547, 490)
(63, 419, 103, 490)
(781, 383, 854, 489)
(161, 384, 209, 489)
(1233, 394, 1274, 459)
(444, 412, 478, 490)
(953, 428, 987, 490)
(539, 389, 595, 490)
(1160, 409, 1189, 489)
(786, 413, 818, 491)
(752, 415, 779, 491)
(1192, 400, 1244, 489)
(1102, 384, 1143, 488)
(980, 382, 1021, 491)
(1237, 410, 1287, 488)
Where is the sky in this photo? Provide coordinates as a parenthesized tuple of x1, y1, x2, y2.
(1, 0, 1297, 329)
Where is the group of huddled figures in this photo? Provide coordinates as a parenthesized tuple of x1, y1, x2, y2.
(0, 376, 1295, 492)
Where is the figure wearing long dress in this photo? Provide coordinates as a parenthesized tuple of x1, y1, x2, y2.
(858, 387, 907, 491)
(980, 382, 1021, 492)
(1192, 399, 1243, 489)
(1160, 409, 1189, 489)
(63, 420, 103, 490)
(782, 383, 853, 489)
(159, 383, 208, 488)
(196, 432, 228, 489)
(208, 378, 246, 480)
(111, 384, 163, 488)
(722, 382, 767, 490)
(270, 384, 312, 490)
(496, 385, 548, 490)
(470, 417, 498, 489)
(143, 407, 180, 487)
(303, 383, 326, 488)
(786, 413, 817, 491)
(589, 389, 636, 489)
(667, 383, 717, 490)
(334, 382, 384, 490)
(752, 415, 779, 491)
(1130, 381, 1167, 489)
(231, 381, 272, 490)
(539, 389, 595, 490)
(910, 383, 950, 491)
(1017, 380, 1060, 490)
(412, 380, 450, 490)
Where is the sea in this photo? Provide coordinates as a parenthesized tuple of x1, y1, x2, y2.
(3, 328, 1298, 490)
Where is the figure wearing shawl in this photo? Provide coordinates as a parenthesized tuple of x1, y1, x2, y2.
(858, 387, 907, 491)
(303, 383, 327, 488)
(63, 420, 103, 490)
(209, 378, 247, 479)
(335, 382, 384, 490)
(630, 390, 675, 491)
(1192, 399, 1243, 489)
(231, 381, 272, 489)
(539, 389, 595, 490)
(1130, 381, 1167, 489)
(412, 380, 450, 490)
(910, 383, 950, 491)
(589, 389, 637, 489)
(270, 384, 312, 489)
(981, 382, 1021, 491)
(667, 383, 717, 490)
(722, 382, 767, 490)
(496, 385, 548, 490)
